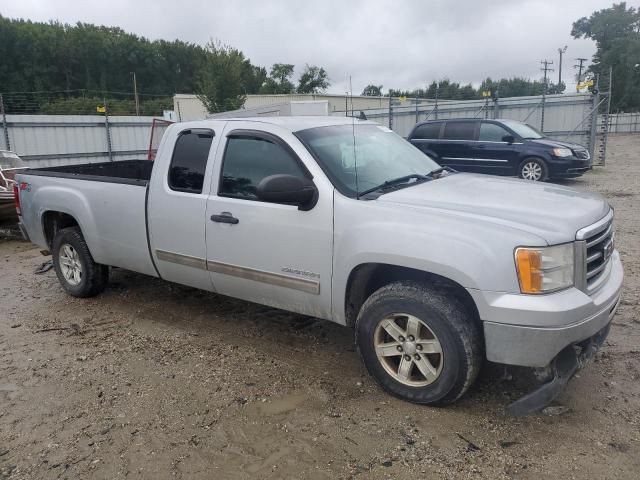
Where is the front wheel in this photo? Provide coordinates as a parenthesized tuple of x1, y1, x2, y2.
(52, 226, 109, 297)
(355, 281, 482, 405)
(518, 157, 548, 181)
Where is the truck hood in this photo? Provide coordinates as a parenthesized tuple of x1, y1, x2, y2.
(377, 173, 610, 244)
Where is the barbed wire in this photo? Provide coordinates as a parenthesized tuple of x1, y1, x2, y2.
(0, 90, 175, 115)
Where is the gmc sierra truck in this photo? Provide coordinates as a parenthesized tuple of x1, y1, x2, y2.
(14, 117, 623, 415)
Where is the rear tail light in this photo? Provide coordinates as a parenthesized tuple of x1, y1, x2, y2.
(13, 183, 21, 215)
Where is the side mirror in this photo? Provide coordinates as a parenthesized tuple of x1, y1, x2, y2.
(256, 174, 318, 210)
(502, 135, 515, 144)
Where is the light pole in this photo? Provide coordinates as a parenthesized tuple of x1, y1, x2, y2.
(558, 46, 567, 88)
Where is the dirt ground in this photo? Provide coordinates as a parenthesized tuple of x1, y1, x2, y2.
(1, 135, 639, 480)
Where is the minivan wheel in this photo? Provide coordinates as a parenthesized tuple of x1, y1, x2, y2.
(355, 281, 482, 405)
(52, 226, 109, 297)
(518, 158, 548, 181)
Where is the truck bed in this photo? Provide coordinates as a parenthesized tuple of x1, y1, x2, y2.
(17, 159, 158, 277)
(23, 160, 153, 186)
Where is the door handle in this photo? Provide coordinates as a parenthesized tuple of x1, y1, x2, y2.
(210, 212, 239, 224)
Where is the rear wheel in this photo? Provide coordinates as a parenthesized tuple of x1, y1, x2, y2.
(52, 226, 109, 297)
(355, 281, 482, 405)
(518, 157, 548, 181)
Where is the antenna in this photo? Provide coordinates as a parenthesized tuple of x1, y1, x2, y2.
(350, 75, 360, 199)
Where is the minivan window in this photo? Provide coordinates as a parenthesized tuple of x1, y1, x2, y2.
(501, 120, 544, 139)
(479, 122, 510, 142)
(168, 129, 214, 194)
(220, 136, 307, 200)
(412, 122, 441, 139)
(443, 121, 476, 141)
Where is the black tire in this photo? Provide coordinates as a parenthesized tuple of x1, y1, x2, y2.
(52, 226, 109, 297)
(355, 281, 482, 405)
(518, 157, 548, 181)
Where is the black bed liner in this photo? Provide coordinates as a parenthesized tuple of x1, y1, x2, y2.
(23, 160, 153, 186)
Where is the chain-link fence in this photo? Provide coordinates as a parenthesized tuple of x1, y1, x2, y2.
(332, 90, 612, 165)
(603, 113, 640, 133)
(0, 92, 169, 168)
(0, 90, 172, 116)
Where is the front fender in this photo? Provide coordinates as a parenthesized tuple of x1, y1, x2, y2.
(331, 194, 547, 324)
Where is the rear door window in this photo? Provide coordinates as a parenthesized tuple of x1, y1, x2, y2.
(479, 122, 511, 142)
(442, 121, 477, 141)
(168, 129, 215, 194)
(411, 122, 442, 139)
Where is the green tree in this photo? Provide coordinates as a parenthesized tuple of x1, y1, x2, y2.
(390, 80, 477, 100)
(297, 64, 330, 93)
(0, 15, 267, 114)
(361, 84, 383, 96)
(259, 63, 296, 94)
(196, 41, 248, 113)
(572, 2, 640, 111)
(480, 77, 565, 97)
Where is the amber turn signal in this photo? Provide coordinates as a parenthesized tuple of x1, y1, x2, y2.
(515, 248, 543, 293)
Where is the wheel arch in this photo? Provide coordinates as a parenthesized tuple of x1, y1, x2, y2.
(518, 153, 550, 167)
(344, 263, 482, 329)
(41, 210, 80, 249)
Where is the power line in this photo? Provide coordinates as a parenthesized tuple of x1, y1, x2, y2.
(574, 58, 588, 92)
(540, 60, 554, 131)
(540, 59, 554, 83)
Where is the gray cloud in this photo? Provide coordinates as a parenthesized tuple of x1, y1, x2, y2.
(0, 0, 625, 93)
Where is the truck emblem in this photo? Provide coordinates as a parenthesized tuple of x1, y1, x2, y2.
(281, 267, 320, 279)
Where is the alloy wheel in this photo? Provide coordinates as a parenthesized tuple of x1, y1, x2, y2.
(521, 161, 543, 181)
(373, 313, 444, 387)
(59, 243, 83, 286)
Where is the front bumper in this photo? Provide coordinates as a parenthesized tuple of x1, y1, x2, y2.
(552, 166, 592, 178)
(548, 157, 592, 178)
(507, 321, 611, 416)
(469, 250, 623, 368)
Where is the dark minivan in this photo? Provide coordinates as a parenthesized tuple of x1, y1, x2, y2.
(407, 118, 592, 181)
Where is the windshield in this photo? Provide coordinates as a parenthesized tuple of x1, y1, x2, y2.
(295, 124, 440, 197)
(502, 121, 544, 139)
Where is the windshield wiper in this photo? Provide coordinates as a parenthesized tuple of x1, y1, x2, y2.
(358, 173, 428, 198)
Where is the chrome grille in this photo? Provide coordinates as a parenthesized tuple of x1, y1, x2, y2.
(575, 211, 614, 292)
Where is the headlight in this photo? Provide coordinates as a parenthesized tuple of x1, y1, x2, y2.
(552, 147, 573, 157)
(515, 243, 574, 294)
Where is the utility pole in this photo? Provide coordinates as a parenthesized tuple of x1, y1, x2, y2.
(574, 58, 587, 92)
(557, 46, 567, 87)
(540, 59, 554, 131)
(131, 72, 140, 116)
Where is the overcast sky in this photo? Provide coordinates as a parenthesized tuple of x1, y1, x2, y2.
(0, 0, 630, 94)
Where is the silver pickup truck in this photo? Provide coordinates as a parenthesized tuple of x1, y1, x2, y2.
(15, 117, 623, 414)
